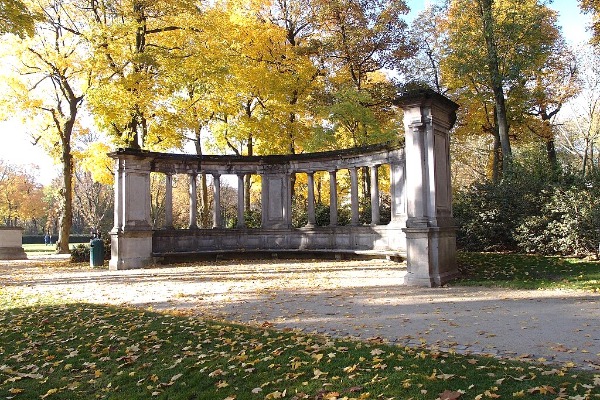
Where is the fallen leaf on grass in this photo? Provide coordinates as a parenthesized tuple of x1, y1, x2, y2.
(439, 389, 461, 399)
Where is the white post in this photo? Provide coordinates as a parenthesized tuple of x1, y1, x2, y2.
(350, 167, 359, 225)
(165, 173, 173, 229)
(213, 174, 222, 228)
(329, 170, 338, 226)
(370, 165, 380, 225)
(237, 174, 245, 228)
(189, 173, 198, 229)
(306, 172, 316, 227)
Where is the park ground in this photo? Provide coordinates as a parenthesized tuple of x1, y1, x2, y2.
(0, 253, 599, 399)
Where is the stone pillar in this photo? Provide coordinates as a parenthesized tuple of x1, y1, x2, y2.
(109, 150, 153, 270)
(306, 172, 316, 227)
(349, 167, 359, 225)
(189, 174, 198, 229)
(213, 174, 222, 228)
(395, 90, 459, 287)
(0, 227, 27, 260)
(237, 174, 245, 228)
(370, 165, 380, 225)
(164, 173, 174, 229)
(389, 151, 407, 226)
(329, 170, 338, 226)
(260, 165, 291, 229)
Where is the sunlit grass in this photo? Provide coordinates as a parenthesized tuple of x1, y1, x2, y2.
(457, 252, 600, 291)
(22, 243, 82, 256)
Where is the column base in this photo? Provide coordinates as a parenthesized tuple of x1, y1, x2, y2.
(109, 230, 153, 270)
(0, 247, 27, 260)
(402, 226, 459, 287)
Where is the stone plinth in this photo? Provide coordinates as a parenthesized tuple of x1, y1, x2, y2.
(0, 227, 27, 260)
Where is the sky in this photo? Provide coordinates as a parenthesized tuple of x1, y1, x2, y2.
(0, 0, 592, 185)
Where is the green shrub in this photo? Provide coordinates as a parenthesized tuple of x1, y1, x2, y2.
(70, 236, 111, 263)
(454, 150, 600, 256)
(70, 243, 89, 262)
(515, 186, 600, 256)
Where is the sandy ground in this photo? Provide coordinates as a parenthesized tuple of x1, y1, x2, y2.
(1, 256, 599, 371)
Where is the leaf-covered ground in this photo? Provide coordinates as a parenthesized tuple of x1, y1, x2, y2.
(1, 255, 599, 399)
(0, 298, 599, 400)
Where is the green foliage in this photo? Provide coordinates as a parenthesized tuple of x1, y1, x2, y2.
(515, 184, 600, 256)
(243, 209, 261, 229)
(457, 252, 600, 291)
(69, 237, 111, 263)
(69, 243, 89, 262)
(454, 148, 600, 256)
(0, 0, 36, 38)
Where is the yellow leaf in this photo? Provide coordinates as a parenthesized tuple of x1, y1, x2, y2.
(40, 388, 59, 399)
(170, 373, 182, 382)
(313, 368, 327, 379)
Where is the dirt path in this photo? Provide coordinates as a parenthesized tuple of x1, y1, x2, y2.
(1, 257, 599, 371)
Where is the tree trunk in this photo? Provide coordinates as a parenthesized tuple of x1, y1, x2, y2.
(56, 139, 73, 254)
(546, 138, 557, 168)
(479, 0, 512, 172)
(193, 126, 210, 228)
(199, 173, 209, 227)
(491, 129, 502, 184)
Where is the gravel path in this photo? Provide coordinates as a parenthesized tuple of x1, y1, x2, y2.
(1, 257, 599, 371)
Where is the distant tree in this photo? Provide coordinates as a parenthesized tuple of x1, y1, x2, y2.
(556, 46, 600, 175)
(0, 161, 45, 227)
(442, 0, 567, 181)
(581, 0, 600, 43)
(0, 0, 92, 253)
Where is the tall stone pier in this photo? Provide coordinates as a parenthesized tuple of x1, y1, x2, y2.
(395, 90, 460, 287)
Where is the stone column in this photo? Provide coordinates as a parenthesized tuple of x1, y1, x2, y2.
(306, 172, 316, 227)
(370, 165, 380, 225)
(237, 174, 245, 228)
(165, 173, 174, 229)
(329, 170, 338, 226)
(112, 158, 123, 233)
(213, 174, 222, 228)
(260, 165, 291, 229)
(109, 150, 153, 270)
(389, 151, 407, 226)
(189, 173, 198, 229)
(395, 89, 460, 287)
(349, 167, 359, 225)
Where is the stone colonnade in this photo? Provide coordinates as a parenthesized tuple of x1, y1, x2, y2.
(109, 90, 459, 287)
(154, 148, 400, 231)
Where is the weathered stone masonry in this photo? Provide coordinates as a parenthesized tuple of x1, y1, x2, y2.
(109, 90, 460, 287)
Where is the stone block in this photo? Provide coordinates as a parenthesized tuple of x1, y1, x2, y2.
(0, 227, 27, 260)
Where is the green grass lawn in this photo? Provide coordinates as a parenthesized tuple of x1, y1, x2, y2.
(457, 252, 600, 292)
(22, 243, 83, 256)
(0, 291, 598, 400)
